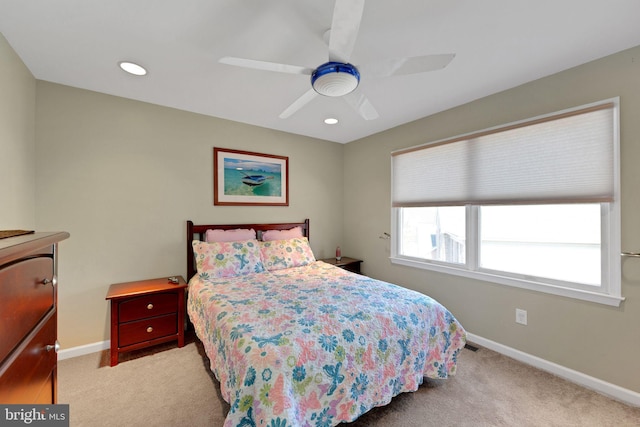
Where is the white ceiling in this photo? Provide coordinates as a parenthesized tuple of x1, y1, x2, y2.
(2, 0, 640, 143)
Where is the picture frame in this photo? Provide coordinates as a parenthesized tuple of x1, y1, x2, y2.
(213, 147, 289, 206)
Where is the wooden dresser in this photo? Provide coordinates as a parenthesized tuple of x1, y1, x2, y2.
(0, 231, 69, 404)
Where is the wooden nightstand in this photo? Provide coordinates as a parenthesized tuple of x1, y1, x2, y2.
(105, 276, 187, 367)
(320, 256, 363, 274)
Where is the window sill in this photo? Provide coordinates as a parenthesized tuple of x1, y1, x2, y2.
(390, 256, 625, 307)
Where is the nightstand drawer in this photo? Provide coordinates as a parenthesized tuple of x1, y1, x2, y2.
(119, 292, 177, 322)
(118, 313, 177, 347)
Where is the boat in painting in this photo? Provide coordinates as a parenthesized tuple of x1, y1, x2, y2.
(242, 175, 268, 186)
(238, 169, 273, 187)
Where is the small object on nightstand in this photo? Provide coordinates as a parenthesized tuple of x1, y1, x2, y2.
(336, 246, 341, 261)
(105, 276, 187, 367)
(320, 256, 362, 274)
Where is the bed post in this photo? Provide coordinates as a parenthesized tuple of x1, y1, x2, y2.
(187, 220, 195, 281)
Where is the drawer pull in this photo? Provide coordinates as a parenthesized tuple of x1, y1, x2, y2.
(45, 341, 60, 353)
(147, 303, 154, 310)
(146, 326, 153, 333)
(41, 276, 57, 286)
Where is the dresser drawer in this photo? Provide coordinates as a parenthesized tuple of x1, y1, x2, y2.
(119, 292, 178, 323)
(0, 256, 54, 364)
(118, 313, 177, 347)
(0, 311, 57, 404)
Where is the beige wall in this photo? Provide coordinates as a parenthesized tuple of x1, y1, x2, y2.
(344, 45, 640, 393)
(0, 34, 36, 228)
(33, 82, 344, 348)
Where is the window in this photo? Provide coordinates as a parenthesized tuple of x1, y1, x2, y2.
(399, 206, 466, 264)
(391, 99, 622, 306)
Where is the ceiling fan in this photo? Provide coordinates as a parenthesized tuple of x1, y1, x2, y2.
(219, 0, 455, 120)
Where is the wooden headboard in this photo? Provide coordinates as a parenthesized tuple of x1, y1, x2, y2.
(186, 219, 310, 281)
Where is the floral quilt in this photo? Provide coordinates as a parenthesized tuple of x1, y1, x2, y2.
(187, 261, 466, 427)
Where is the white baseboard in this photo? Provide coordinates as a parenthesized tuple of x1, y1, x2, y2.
(466, 332, 640, 408)
(58, 334, 640, 407)
(58, 340, 109, 361)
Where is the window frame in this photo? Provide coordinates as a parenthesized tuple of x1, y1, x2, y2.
(390, 99, 623, 307)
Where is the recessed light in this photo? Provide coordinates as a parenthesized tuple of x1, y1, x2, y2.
(119, 61, 147, 76)
(324, 118, 339, 125)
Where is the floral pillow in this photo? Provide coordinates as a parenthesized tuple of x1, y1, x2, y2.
(259, 237, 316, 271)
(192, 239, 265, 278)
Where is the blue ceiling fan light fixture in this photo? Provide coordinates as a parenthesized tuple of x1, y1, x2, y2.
(311, 62, 360, 97)
(218, 0, 454, 121)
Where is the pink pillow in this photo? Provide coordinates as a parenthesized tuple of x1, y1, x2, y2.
(205, 228, 256, 243)
(262, 226, 303, 241)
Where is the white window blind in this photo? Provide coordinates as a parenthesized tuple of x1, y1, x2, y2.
(392, 102, 615, 207)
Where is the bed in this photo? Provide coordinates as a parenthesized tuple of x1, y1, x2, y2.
(186, 219, 466, 427)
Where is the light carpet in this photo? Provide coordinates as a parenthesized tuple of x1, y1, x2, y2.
(58, 336, 640, 426)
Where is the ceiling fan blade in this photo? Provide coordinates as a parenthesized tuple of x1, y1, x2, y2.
(344, 91, 379, 120)
(328, 0, 365, 63)
(279, 89, 319, 119)
(361, 53, 455, 77)
(219, 56, 313, 75)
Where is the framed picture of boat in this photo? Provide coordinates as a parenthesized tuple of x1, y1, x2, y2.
(213, 147, 289, 206)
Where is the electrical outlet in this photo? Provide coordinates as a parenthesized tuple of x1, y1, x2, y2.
(515, 308, 527, 325)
